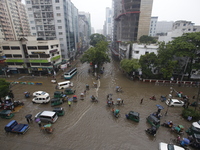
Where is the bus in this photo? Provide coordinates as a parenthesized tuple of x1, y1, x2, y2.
(64, 68, 77, 80)
(57, 81, 73, 89)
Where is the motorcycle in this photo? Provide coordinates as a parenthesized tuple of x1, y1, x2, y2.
(13, 101, 24, 107)
(150, 96, 156, 100)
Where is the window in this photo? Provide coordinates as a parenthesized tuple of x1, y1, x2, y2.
(31, 63, 40, 66)
(135, 51, 139, 54)
(27, 46, 37, 50)
(13, 54, 22, 58)
(28, 8, 32, 11)
(15, 63, 23, 65)
(11, 46, 20, 50)
(58, 26, 62, 29)
(30, 21, 34, 24)
(26, 1, 31, 4)
(32, 33, 36, 36)
(29, 14, 33, 17)
(55, 0, 59, 3)
(57, 20, 61, 23)
(59, 32, 63, 35)
(188, 29, 191, 31)
(5, 54, 12, 58)
(59, 38, 63, 41)
(56, 7, 60, 10)
(57, 13, 61, 16)
(2, 46, 10, 50)
(31, 27, 35, 30)
(38, 46, 48, 50)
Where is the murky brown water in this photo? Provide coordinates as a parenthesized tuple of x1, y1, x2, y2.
(0, 55, 199, 150)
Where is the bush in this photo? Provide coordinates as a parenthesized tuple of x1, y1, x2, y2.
(182, 108, 200, 121)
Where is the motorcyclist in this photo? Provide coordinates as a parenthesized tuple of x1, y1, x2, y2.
(91, 95, 95, 101)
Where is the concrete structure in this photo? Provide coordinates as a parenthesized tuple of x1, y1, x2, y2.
(78, 12, 91, 53)
(1, 37, 62, 75)
(0, 0, 30, 41)
(155, 21, 174, 36)
(158, 20, 200, 43)
(25, 0, 79, 60)
(149, 17, 158, 37)
(112, 0, 153, 59)
(103, 7, 112, 41)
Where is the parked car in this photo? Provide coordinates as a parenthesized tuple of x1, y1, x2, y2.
(35, 111, 58, 123)
(165, 99, 184, 107)
(4, 120, 29, 134)
(32, 95, 50, 104)
(159, 142, 184, 150)
(33, 91, 49, 97)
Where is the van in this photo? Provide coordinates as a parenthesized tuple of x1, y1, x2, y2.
(35, 111, 58, 123)
(57, 81, 73, 89)
(64, 68, 77, 79)
(32, 95, 50, 104)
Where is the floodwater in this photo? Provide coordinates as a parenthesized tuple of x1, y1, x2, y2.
(0, 55, 199, 150)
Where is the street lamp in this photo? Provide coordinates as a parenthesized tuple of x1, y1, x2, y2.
(165, 87, 173, 116)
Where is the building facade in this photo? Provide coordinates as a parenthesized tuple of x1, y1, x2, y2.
(0, 0, 30, 41)
(149, 17, 158, 37)
(0, 37, 62, 75)
(112, 0, 153, 59)
(155, 21, 174, 36)
(25, 0, 79, 60)
(103, 7, 112, 41)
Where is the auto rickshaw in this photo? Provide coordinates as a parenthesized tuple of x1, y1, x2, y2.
(116, 98, 124, 105)
(80, 93, 84, 100)
(50, 98, 63, 106)
(125, 111, 140, 122)
(171, 125, 184, 135)
(146, 114, 160, 128)
(145, 126, 157, 136)
(4, 96, 14, 110)
(53, 107, 65, 116)
(64, 88, 75, 95)
(73, 95, 78, 102)
(0, 110, 14, 119)
(54, 91, 66, 98)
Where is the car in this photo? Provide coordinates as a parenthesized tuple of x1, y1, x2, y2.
(165, 99, 184, 107)
(159, 142, 184, 150)
(4, 120, 30, 134)
(33, 91, 49, 97)
(35, 111, 58, 123)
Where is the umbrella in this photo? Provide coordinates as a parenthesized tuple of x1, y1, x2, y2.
(35, 118, 40, 123)
(183, 138, 190, 145)
(68, 98, 73, 102)
(25, 114, 32, 119)
(156, 104, 164, 110)
(117, 98, 121, 101)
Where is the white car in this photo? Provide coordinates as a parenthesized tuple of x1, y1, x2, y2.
(33, 91, 49, 97)
(165, 99, 184, 107)
(159, 142, 184, 150)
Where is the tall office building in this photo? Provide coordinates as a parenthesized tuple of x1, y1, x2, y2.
(149, 17, 158, 37)
(103, 7, 112, 40)
(0, 0, 30, 41)
(25, 0, 79, 60)
(112, 0, 153, 54)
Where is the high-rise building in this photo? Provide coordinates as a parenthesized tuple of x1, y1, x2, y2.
(149, 17, 158, 37)
(112, 0, 153, 56)
(25, 0, 79, 60)
(103, 7, 112, 41)
(0, 0, 30, 41)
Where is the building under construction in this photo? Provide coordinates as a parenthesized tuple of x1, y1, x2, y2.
(112, 0, 153, 57)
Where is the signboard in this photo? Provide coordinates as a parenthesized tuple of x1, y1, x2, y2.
(38, 68, 42, 71)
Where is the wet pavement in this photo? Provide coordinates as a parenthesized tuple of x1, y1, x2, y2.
(0, 54, 199, 150)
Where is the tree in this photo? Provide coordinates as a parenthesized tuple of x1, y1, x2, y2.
(120, 59, 140, 74)
(171, 32, 200, 80)
(80, 41, 110, 73)
(139, 53, 158, 78)
(139, 35, 157, 44)
(90, 33, 106, 47)
(0, 78, 10, 100)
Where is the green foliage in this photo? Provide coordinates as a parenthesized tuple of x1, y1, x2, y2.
(0, 79, 10, 99)
(120, 59, 140, 74)
(90, 33, 106, 47)
(80, 41, 110, 72)
(182, 108, 200, 121)
(139, 35, 157, 44)
(139, 53, 158, 78)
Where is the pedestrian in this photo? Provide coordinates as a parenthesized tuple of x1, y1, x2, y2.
(84, 90, 86, 95)
(38, 121, 42, 127)
(186, 101, 190, 108)
(26, 118, 30, 124)
(192, 95, 195, 99)
(68, 100, 71, 107)
(140, 98, 143, 104)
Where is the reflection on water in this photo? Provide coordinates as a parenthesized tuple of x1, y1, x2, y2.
(0, 56, 198, 150)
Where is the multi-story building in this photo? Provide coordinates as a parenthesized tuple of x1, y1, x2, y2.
(1, 36, 62, 75)
(149, 17, 158, 37)
(155, 21, 174, 36)
(103, 7, 112, 41)
(112, 0, 153, 59)
(25, 0, 79, 60)
(158, 20, 200, 43)
(0, 0, 30, 41)
(78, 12, 91, 53)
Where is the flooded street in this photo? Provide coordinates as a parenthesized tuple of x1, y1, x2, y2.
(0, 54, 199, 150)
